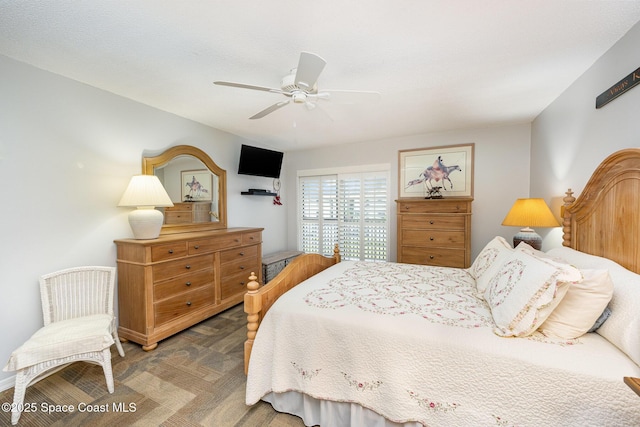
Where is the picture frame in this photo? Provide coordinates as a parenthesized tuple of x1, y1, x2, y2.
(181, 169, 213, 202)
(398, 143, 474, 198)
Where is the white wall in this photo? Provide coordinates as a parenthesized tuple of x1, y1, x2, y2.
(284, 123, 532, 261)
(531, 21, 640, 248)
(0, 55, 288, 386)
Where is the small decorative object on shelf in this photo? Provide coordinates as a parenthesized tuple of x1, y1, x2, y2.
(273, 178, 282, 205)
(425, 186, 443, 199)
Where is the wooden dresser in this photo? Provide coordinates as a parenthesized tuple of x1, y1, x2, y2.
(396, 198, 472, 268)
(114, 227, 262, 350)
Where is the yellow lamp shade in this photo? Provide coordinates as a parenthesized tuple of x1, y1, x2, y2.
(502, 198, 559, 250)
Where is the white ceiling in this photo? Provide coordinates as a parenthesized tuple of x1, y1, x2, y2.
(2, 1, 640, 152)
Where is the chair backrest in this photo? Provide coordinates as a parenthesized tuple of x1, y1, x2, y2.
(39, 266, 116, 325)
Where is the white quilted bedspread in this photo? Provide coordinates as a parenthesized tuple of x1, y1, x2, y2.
(246, 261, 640, 426)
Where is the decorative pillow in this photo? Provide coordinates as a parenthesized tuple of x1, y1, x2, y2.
(483, 249, 581, 337)
(588, 306, 612, 333)
(547, 247, 640, 366)
(468, 236, 513, 294)
(515, 241, 566, 263)
(538, 269, 614, 339)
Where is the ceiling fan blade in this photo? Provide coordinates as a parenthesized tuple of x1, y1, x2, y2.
(214, 81, 284, 94)
(294, 52, 327, 91)
(249, 100, 290, 119)
(320, 89, 381, 104)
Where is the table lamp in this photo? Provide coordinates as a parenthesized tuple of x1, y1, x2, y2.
(118, 175, 174, 239)
(501, 198, 560, 250)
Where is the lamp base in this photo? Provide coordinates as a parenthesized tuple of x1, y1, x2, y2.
(512, 227, 542, 250)
(128, 207, 164, 239)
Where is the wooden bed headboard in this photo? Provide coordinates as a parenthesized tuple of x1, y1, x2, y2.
(562, 148, 640, 274)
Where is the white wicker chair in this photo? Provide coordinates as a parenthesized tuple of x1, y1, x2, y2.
(3, 266, 125, 425)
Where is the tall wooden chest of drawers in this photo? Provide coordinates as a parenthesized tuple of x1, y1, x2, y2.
(114, 227, 262, 350)
(396, 198, 472, 268)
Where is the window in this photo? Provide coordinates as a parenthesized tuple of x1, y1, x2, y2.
(298, 166, 389, 261)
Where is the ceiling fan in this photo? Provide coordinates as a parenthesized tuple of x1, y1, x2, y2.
(214, 52, 380, 119)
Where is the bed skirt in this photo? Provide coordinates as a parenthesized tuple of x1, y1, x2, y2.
(263, 391, 423, 427)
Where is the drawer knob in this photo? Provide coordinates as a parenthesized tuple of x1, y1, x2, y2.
(240, 281, 246, 286)
(240, 252, 245, 256)
(185, 282, 191, 287)
(429, 255, 435, 259)
(168, 249, 174, 254)
(429, 220, 434, 225)
(185, 265, 191, 269)
(186, 301, 192, 306)
(240, 266, 245, 270)
(429, 237, 434, 241)
(194, 245, 200, 249)
(249, 236, 254, 240)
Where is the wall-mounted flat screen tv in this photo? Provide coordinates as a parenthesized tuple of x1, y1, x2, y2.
(238, 144, 284, 179)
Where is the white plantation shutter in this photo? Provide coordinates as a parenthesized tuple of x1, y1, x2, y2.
(300, 175, 338, 255)
(299, 167, 389, 261)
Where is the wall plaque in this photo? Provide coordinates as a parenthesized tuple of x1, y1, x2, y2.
(596, 66, 640, 108)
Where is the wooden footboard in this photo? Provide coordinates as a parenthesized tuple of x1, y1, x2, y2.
(244, 245, 340, 374)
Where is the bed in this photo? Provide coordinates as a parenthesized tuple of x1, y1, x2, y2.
(243, 148, 640, 426)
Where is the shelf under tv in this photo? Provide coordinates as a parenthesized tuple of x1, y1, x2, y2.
(241, 189, 277, 196)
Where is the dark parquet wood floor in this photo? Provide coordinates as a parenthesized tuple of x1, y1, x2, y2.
(0, 304, 307, 427)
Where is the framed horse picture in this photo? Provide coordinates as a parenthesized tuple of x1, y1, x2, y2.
(181, 169, 213, 202)
(399, 143, 474, 198)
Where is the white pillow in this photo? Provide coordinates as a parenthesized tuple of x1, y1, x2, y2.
(484, 249, 581, 337)
(469, 236, 513, 294)
(547, 247, 640, 366)
(538, 269, 614, 339)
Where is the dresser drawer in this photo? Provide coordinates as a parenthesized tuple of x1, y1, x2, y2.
(151, 242, 189, 262)
(164, 211, 193, 224)
(152, 254, 214, 281)
(400, 247, 466, 268)
(242, 231, 262, 246)
(401, 215, 466, 230)
(220, 244, 259, 264)
(154, 269, 214, 301)
(402, 230, 466, 248)
(188, 234, 243, 255)
(154, 286, 215, 326)
(397, 200, 471, 214)
(220, 256, 258, 277)
(220, 271, 251, 300)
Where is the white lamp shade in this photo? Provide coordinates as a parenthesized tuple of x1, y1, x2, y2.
(119, 175, 174, 239)
(118, 175, 174, 208)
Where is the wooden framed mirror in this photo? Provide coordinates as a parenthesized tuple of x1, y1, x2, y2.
(142, 145, 227, 234)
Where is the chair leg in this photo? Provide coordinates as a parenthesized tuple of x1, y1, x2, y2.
(11, 371, 27, 425)
(101, 348, 115, 393)
(111, 320, 125, 357)
(112, 331, 125, 357)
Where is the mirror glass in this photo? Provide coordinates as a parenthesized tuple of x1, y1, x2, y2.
(143, 145, 227, 234)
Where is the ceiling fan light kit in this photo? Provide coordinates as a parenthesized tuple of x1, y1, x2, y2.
(214, 51, 380, 119)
